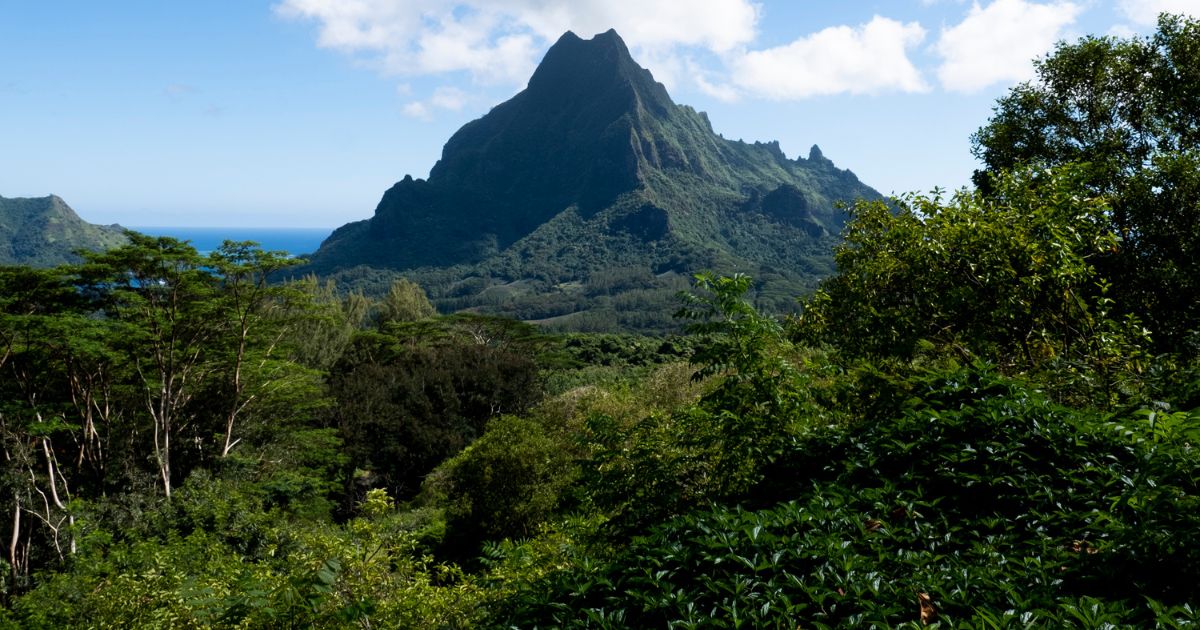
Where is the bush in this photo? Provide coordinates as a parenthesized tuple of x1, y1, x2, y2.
(794, 168, 1152, 407)
(580, 273, 817, 531)
(423, 416, 576, 551)
(498, 364, 1200, 627)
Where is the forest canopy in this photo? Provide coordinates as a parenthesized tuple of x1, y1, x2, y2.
(0, 14, 1198, 629)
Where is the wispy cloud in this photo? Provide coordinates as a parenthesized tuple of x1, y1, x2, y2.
(164, 83, 198, 99)
(402, 86, 469, 119)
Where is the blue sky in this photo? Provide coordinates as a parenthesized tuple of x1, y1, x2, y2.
(1, 1, 1195, 227)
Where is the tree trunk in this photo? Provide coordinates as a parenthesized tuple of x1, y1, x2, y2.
(9, 496, 21, 579)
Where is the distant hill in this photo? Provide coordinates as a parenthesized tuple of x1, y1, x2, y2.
(0, 195, 128, 267)
(301, 29, 881, 332)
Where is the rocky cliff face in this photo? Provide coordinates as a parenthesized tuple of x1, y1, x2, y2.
(303, 29, 881, 331)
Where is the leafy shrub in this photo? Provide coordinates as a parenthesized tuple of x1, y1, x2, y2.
(422, 416, 576, 551)
(500, 364, 1200, 627)
(795, 167, 1149, 399)
(12, 480, 482, 629)
(583, 273, 816, 531)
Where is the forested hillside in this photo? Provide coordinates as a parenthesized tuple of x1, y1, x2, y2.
(299, 30, 880, 332)
(0, 195, 127, 267)
(0, 14, 1197, 629)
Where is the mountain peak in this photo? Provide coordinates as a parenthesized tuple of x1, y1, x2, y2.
(426, 28, 676, 231)
(525, 29, 670, 109)
(586, 28, 626, 50)
(548, 28, 626, 54)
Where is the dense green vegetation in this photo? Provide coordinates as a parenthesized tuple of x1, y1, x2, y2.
(0, 195, 127, 267)
(972, 13, 1200, 352)
(298, 30, 877, 333)
(1, 15, 1198, 628)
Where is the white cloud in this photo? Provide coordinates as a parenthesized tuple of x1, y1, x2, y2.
(730, 16, 928, 99)
(628, 48, 687, 91)
(429, 86, 468, 110)
(275, 0, 759, 87)
(935, 0, 1083, 93)
(402, 101, 431, 120)
(402, 86, 470, 119)
(693, 71, 741, 103)
(1117, 0, 1200, 25)
(502, 0, 759, 53)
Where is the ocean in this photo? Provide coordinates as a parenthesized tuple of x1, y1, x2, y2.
(130, 227, 333, 257)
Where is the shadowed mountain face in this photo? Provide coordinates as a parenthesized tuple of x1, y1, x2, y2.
(0, 195, 127, 267)
(304, 29, 881, 332)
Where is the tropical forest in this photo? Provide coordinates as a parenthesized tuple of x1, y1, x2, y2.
(1, 12, 1199, 630)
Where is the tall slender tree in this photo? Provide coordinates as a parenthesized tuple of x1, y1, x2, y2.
(79, 235, 219, 498)
(207, 241, 299, 457)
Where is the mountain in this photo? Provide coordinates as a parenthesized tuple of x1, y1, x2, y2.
(0, 195, 128, 267)
(303, 29, 881, 332)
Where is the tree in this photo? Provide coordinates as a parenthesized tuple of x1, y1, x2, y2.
(0, 267, 79, 578)
(71, 235, 307, 497)
(972, 13, 1200, 349)
(0, 267, 132, 579)
(207, 241, 299, 457)
(794, 166, 1148, 403)
(77, 234, 220, 498)
(273, 276, 372, 372)
(331, 331, 543, 500)
(676, 272, 790, 386)
(374, 278, 436, 327)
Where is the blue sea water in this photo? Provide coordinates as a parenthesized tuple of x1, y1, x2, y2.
(130, 227, 333, 257)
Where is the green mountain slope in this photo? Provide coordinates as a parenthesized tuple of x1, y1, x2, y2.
(0, 195, 128, 267)
(302, 30, 881, 331)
